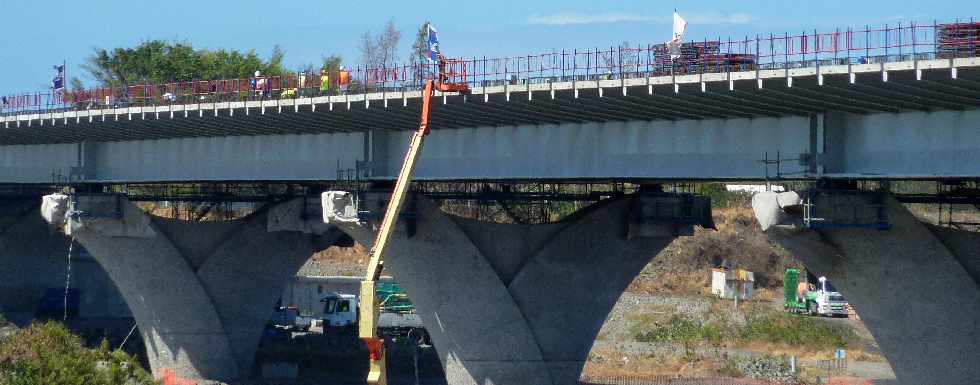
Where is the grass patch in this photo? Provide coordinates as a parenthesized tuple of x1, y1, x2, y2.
(635, 307, 857, 351)
(635, 315, 731, 346)
(741, 311, 855, 350)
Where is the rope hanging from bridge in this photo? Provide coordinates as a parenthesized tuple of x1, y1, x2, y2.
(62, 235, 75, 322)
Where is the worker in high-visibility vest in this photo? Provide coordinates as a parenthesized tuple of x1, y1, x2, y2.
(319, 69, 330, 96)
(338, 66, 351, 94)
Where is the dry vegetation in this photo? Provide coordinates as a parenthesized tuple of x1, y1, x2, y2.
(629, 207, 802, 295)
(302, 244, 369, 277)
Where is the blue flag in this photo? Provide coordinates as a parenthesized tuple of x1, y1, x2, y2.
(427, 24, 440, 63)
(52, 64, 65, 90)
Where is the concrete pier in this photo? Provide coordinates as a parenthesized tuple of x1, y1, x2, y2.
(326, 193, 701, 385)
(41, 194, 343, 382)
(753, 191, 980, 385)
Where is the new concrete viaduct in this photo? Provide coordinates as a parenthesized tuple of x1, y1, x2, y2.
(2, 39, 980, 385)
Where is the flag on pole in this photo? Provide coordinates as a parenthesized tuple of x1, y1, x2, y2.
(52, 64, 65, 90)
(669, 11, 688, 60)
(427, 24, 440, 63)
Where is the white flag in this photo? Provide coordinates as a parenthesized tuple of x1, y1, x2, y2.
(669, 11, 688, 60)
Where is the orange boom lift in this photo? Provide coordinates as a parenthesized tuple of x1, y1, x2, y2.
(359, 52, 469, 384)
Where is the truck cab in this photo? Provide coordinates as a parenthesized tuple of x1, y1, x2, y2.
(321, 293, 358, 328)
(812, 276, 849, 317)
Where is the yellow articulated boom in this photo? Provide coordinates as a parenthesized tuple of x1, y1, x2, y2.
(360, 56, 469, 384)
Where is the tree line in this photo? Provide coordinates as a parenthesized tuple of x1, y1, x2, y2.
(75, 19, 433, 90)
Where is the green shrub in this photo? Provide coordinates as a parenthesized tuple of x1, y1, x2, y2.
(634, 309, 857, 351)
(635, 315, 729, 345)
(741, 311, 855, 350)
(0, 322, 157, 385)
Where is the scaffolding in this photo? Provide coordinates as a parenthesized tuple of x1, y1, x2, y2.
(935, 181, 980, 231)
(801, 190, 891, 230)
(937, 22, 980, 58)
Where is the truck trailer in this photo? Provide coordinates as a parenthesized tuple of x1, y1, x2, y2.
(320, 292, 429, 345)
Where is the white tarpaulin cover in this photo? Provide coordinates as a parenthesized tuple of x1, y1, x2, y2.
(752, 191, 803, 231)
(321, 191, 360, 224)
(40, 193, 70, 230)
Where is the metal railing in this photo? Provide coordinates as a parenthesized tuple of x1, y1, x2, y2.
(2, 18, 977, 117)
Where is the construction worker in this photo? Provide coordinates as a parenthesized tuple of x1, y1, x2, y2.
(319, 69, 330, 96)
(249, 71, 259, 99)
(298, 71, 307, 97)
(338, 66, 351, 94)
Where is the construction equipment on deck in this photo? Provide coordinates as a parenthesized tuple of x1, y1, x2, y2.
(359, 52, 469, 385)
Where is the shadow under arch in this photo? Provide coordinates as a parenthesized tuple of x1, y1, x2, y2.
(0, 197, 143, 362)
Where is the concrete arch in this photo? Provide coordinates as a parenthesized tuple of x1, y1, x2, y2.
(755, 193, 980, 385)
(329, 194, 676, 385)
(43, 195, 343, 382)
(64, 197, 242, 381)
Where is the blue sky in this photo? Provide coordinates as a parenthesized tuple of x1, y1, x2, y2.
(1, 0, 976, 94)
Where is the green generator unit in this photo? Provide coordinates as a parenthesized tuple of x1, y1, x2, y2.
(376, 282, 415, 314)
(783, 269, 808, 311)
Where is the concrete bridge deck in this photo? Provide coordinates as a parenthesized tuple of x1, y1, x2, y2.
(1, 58, 979, 184)
(2, 58, 979, 144)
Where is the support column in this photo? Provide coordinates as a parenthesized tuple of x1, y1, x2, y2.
(753, 191, 980, 385)
(326, 193, 702, 385)
(42, 194, 342, 382)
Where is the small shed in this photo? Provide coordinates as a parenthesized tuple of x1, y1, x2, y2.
(711, 267, 755, 300)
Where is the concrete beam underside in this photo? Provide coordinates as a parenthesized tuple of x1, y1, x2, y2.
(47, 196, 341, 382)
(332, 195, 673, 385)
(758, 194, 980, 385)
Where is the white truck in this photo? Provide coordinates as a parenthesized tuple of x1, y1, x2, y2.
(810, 276, 849, 317)
(320, 293, 429, 344)
(783, 269, 849, 317)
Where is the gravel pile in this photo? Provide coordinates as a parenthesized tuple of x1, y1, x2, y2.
(735, 356, 797, 383)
